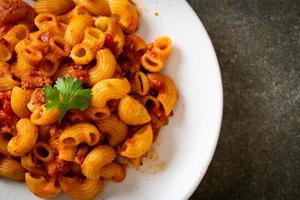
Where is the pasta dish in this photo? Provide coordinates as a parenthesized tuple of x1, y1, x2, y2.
(0, 0, 178, 199)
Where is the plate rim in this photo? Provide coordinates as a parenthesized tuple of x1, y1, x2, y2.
(182, 1, 223, 199)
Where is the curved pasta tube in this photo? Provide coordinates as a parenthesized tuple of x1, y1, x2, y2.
(97, 115, 127, 146)
(85, 106, 111, 121)
(118, 95, 151, 125)
(130, 71, 150, 96)
(0, 157, 26, 181)
(88, 49, 117, 86)
(59, 5, 90, 24)
(11, 87, 31, 118)
(82, 27, 105, 51)
(95, 17, 125, 55)
(34, 14, 65, 36)
(13, 40, 36, 78)
(118, 124, 153, 158)
(50, 36, 71, 58)
(107, 0, 139, 32)
(141, 36, 172, 72)
(30, 105, 60, 125)
(100, 162, 126, 182)
(81, 145, 116, 180)
(29, 30, 51, 52)
(59, 123, 101, 147)
(64, 15, 93, 46)
(126, 34, 147, 53)
(3, 24, 29, 49)
(59, 176, 103, 200)
(70, 43, 94, 65)
(40, 52, 60, 76)
(7, 119, 38, 157)
(0, 43, 12, 62)
(91, 78, 131, 108)
(34, 0, 75, 15)
(140, 95, 161, 110)
(34, 14, 58, 31)
(21, 46, 43, 66)
(0, 73, 19, 92)
(49, 136, 78, 162)
(21, 152, 48, 176)
(74, 0, 111, 16)
(25, 173, 61, 198)
(33, 142, 55, 163)
(0, 133, 13, 156)
(147, 73, 178, 116)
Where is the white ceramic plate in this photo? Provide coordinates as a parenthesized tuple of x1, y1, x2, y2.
(0, 0, 223, 199)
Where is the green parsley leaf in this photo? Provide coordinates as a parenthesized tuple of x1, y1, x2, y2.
(43, 77, 91, 123)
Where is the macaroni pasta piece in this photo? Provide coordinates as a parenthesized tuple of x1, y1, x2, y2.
(11, 86, 32, 118)
(59, 176, 103, 200)
(118, 95, 151, 125)
(82, 27, 105, 51)
(33, 142, 55, 163)
(59, 122, 101, 147)
(64, 15, 93, 46)
(7, 118, 38, 157)
(91, 78, 131, 108)
(107, 0, 139, 32)
(31, 106, 60, 125)
(95, 17, 125, 55)
(81, 145, 116, 180)
(100, 162, 126, 182)
(142, 36, 172, 72)
(74, 0, 111, 16)
(0, 62, 19, 91)
(0, 43, 12, 62)
(21, 152, 48, 176)
(0, 157, 26, 181)
(118, 124, 153, 158)
(70, 43, 94, 65)
(97, 115, 128, 146)
(147, 73, 178, 116)
(3, 24, 29, 49)
(88, 48, 117, 86)
(85, 106, 111, 121)
(34, 0, 75, 15)
(130, 71, 150, 96)
(25, 173, 61, 198)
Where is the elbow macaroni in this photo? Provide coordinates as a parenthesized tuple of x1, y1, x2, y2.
(88, 48, 117, 86)
(25, 173, 61, 198)
(147, 73, 178, 116)
(59, 176, 103, 200)
(107, 0, 139, 32)
(7, 119, 38, 157)
(74, 0, 111, 16)
(11, 87, 32, 118)
(81, 145, 116, 180)
(97, 115, 128, 146)
(59, 123, 101, 147)
(118, 125, 153, 158)
(0, 157, 26, 181)
(91, 78, 131, 108)
(118, 95, 151, 125)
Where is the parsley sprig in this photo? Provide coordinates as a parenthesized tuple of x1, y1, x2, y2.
(43, 77, 91, 122)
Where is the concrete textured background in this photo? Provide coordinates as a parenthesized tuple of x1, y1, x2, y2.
(186, 1, 300, 200)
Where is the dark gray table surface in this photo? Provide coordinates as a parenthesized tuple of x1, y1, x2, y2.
(186, 1, 300, 200)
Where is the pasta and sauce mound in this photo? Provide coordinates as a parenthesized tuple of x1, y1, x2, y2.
(0, 0, 178, 199)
